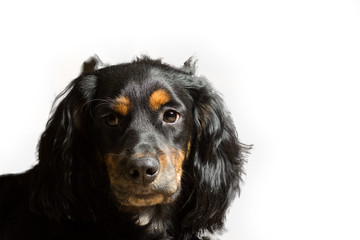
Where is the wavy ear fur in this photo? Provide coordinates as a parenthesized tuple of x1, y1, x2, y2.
(30, 66, 99, 221)
(181, 75, 250, 234)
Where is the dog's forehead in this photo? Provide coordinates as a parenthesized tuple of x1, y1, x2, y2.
(96, 64, 177, 93)
(117, 68, 176, 99)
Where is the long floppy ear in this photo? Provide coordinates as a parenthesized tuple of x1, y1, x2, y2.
(30, 59, 99, 221)
(181, 71, 250, 234)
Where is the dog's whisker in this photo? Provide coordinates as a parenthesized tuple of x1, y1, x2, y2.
(80, 98, 114, 113)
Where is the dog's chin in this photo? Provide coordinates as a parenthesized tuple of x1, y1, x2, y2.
(115, 190, 180, 208)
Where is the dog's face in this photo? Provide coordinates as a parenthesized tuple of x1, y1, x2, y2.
(88, 64, 194, 207)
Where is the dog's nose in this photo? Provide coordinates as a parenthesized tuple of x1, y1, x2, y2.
(127, 157, 160, 184)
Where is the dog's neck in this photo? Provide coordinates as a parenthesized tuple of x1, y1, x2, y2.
(136, 207, 155, 226)
(134, 206, 170, 236)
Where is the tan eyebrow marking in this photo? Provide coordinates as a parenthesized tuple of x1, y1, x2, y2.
(149, 89, 171, 111)
(113, 96, 131, 115)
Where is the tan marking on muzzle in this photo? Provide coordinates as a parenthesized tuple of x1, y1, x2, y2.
(104, 154, 118, 185)
(185, 138, 192, 160)
(175, 149, 185, 184)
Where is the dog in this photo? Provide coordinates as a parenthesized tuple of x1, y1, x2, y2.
(0, 56, 250, 240)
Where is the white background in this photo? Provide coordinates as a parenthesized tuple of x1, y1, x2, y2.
(1, 1, 359, 239)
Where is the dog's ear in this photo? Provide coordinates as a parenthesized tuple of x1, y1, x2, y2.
(182, 57, 197, 75)
(81, 55, 106, 74)
(30, 62, 98, 221)
(181, 76, 250, 234)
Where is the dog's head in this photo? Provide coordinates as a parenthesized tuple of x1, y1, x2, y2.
(31, 56, 249, 234)
(89, 59, 194, 207)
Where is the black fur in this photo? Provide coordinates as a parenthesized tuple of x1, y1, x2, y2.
(0, 57, 250, 240)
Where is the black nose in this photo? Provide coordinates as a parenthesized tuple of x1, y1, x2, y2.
(127, 157, 160, 185)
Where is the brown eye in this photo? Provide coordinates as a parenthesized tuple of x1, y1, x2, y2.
(163, 110, 180, 123)
(104, 114, 119, 127)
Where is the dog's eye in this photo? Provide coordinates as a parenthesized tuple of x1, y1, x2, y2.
(104, 114, 119, 127)
(163, 110, 180, 123)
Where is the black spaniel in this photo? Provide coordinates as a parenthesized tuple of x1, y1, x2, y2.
(0, 56, 250, 240)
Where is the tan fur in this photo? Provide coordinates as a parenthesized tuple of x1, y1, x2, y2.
(113, 96, 131, 115)
(149, 89, 171, 111)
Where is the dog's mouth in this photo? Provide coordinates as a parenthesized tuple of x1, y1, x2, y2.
(128, 193, 166, 207)
(127, 190, 179, 207)
(112, 187, 180, 207)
